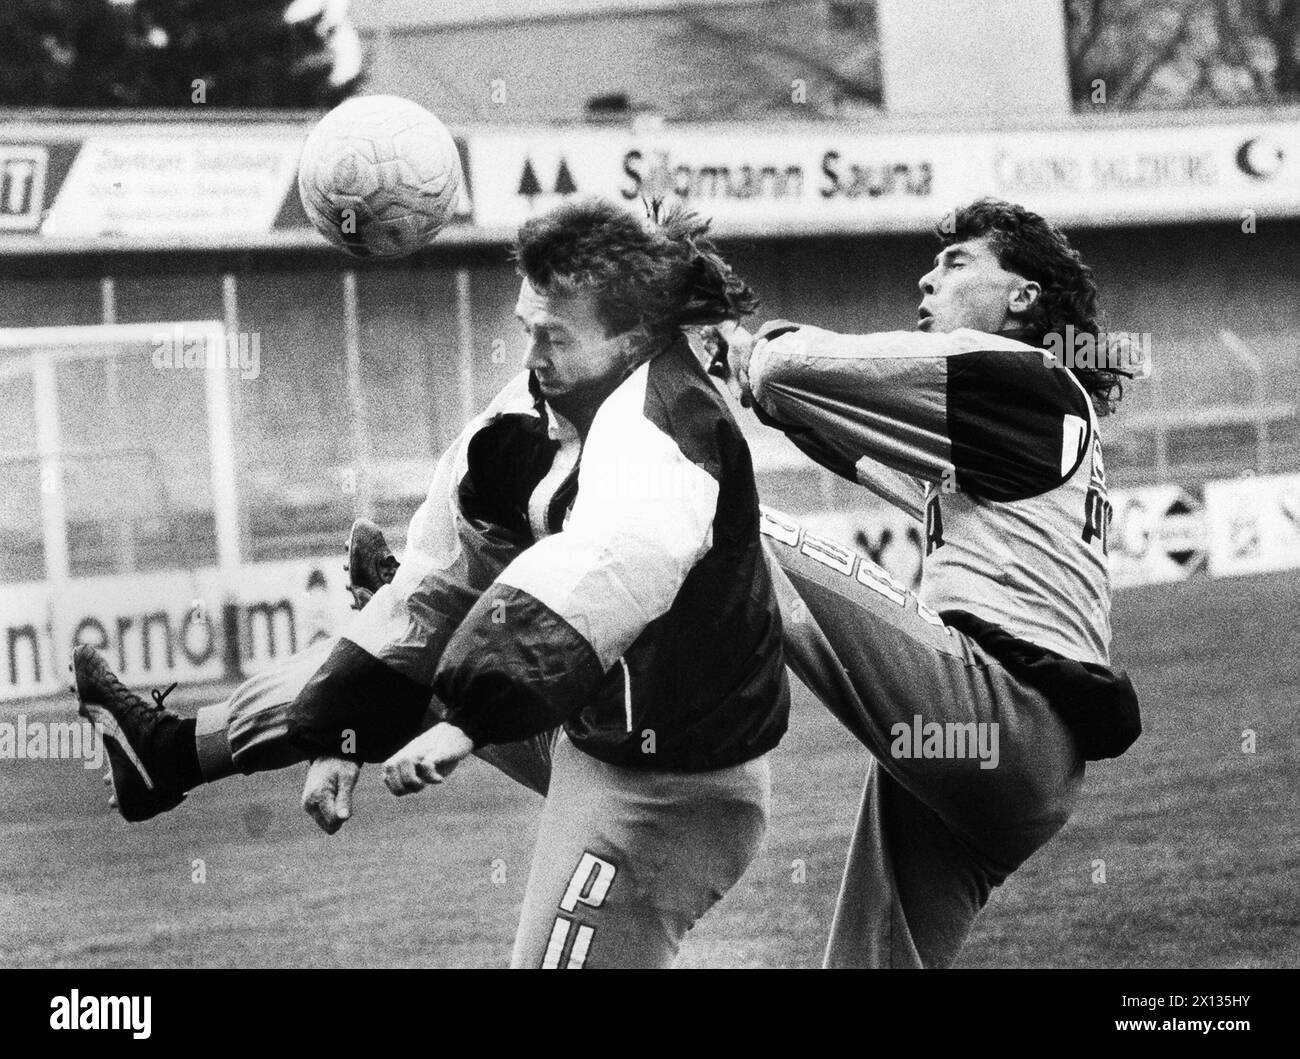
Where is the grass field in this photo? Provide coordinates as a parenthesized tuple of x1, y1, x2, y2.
(1, 570, 1297, 969)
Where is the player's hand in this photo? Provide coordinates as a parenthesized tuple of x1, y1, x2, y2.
(382, 723, 474, 796)
(711, 320, 756, 408)
(301, 755, 360, 834)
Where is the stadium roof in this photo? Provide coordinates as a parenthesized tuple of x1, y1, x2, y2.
(349, 0, 882, 124)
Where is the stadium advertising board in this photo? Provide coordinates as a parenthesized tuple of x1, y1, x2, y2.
(468, 119, 1300, 234)
(1203, 472, 1300, 578)
(0, 144, 48, 232)
(1109, 485, 1207, 589)
(468, 127, 940, 233)
(46, 136, 302, 239)
(0, 123, 472, 247)
(987, 124, 1295, 226)
(0, 558, 352, 702)
(3, 115, 1296, 248)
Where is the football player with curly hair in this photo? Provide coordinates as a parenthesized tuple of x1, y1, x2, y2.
(716, 197, 1142, 968)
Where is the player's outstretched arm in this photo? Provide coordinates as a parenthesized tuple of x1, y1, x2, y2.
(745, 323, 1092, 505)
(709, 321, 929, 520)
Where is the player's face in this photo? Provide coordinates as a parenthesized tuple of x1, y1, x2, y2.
(515, 279, 631, 399)
(916, 237, 1039, 335)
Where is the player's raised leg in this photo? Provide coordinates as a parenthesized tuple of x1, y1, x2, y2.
(761, 510, 1085, 966)
(75, 613, 378, 822)
(77, 516, 558, 822)
(73, 519, 402, 821)
(763, 509, 1083, 859)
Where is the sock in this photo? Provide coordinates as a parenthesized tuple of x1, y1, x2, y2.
(153, 716, 204, 791)
(193, 703, 238, 781)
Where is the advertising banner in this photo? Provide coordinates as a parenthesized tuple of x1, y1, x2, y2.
(1, 558, 353, 703)
(3, 113, 1298, 248)
(467, 119, 1300, 235)
(1203, 472, 1300, 578)
(1109, 485, 1206, 589)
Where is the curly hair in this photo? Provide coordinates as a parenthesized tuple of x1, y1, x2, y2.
(938, 198, 1125, 416)
(513, 196, 757, 355)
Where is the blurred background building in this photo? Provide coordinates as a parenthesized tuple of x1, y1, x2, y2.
(1, 0, 1298, 697)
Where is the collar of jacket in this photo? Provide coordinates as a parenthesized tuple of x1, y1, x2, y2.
(526, 370, 581, 444)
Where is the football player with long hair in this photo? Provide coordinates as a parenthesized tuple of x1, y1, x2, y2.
(714, 197, 1142, 967)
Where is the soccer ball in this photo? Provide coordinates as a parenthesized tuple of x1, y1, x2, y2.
(297, 95, 463, 258)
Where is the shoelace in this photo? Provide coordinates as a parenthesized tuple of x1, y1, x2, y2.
(151, 682, 178, 709)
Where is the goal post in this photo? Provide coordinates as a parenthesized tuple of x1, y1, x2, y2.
(0, 321, 242, 585)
